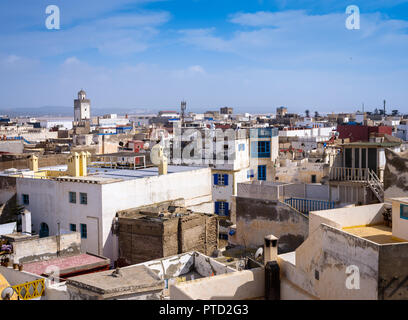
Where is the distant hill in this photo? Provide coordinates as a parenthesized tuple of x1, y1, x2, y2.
(0, 106, 157, 117)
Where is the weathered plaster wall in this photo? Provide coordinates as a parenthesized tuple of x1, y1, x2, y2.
(0, 176, 16, 205)
(378, 243, 408, 300)
(235, 197, 308, 253)
(11, 232, 81, 264)
(384, 148, 408, 201)
(292, 224, 379, 300)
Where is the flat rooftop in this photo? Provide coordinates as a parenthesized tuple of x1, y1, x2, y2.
(67, 265, 163, 296)
(0, 164, 206, 183)
(23, 253, 110, 277)
(343, 225, 407, 245)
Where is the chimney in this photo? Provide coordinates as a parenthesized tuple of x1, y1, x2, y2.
(67, 152, 80, 177)
(28, 155, 38, 172)
(79, 151, 88, 177)
(264, 235, 278, 265)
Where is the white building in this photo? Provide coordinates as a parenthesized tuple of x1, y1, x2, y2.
(211, 129, 251, 220)
(39, 118, 73, 130)
(2, 161, 213, 266)
(397, 121, 408, 141)
(249, 127, 280, 182)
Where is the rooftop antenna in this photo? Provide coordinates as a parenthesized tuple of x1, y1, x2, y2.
(383, 99, 386, 116)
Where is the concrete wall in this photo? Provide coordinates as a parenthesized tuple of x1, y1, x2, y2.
(101, 168, 212, 261)
(11, 232, 81, 264)
(0, 176, 16, 205)
(234, 197, 308, 253)
(170, 267, 264, 300)
(392, 199, 408, 241)
(309, 203, 385, 234)
(274, 163, 330, 184)
(286, 224, 380, 300)
(0, 141, 24, 154)
(378, 242, 408, 299)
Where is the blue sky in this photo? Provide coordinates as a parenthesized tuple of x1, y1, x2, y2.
(0, 0, 407, 114)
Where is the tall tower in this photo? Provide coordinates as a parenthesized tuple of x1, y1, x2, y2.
(383, 99, 386, 116)
(74, 90, 91, 122)
(180, 100, 186, 126)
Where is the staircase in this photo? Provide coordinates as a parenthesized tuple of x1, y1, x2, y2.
(367, 169, 384, 202)
(329, 167, 384, 202)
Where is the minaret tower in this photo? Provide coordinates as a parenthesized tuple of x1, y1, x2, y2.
(74, 89, 91, 122)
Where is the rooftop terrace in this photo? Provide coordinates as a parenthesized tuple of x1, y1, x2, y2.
(343, 224, 406, 245)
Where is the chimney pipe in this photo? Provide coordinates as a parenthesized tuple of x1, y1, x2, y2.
(264, 235, 278, 265)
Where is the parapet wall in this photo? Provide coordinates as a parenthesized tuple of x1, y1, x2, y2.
(9, 232, 81, 264)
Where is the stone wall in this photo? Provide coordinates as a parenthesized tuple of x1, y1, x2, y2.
(118, 214, 218, 265)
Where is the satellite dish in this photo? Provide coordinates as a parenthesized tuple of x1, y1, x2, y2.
(255, 247, 263, 260)
(150, 144, 164, 166)
(1, 287, 15, 300)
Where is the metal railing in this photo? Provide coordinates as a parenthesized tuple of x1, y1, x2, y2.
(12, 278, 45, 300)
(329, 167, 384, 202)
(284, 197, 336, 215)
(329, 167, 370, 181)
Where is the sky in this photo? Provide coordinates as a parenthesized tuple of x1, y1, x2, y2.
(0, 0, 407, 114)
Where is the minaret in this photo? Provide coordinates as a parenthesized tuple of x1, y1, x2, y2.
(74, 89, 91, 122)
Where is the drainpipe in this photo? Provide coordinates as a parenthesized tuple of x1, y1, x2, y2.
(57, 222, 61, 257)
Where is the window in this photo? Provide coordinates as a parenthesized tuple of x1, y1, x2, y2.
(22, 194, 29, 205)
(311, 175, 317, 183)
(213, 174, 229, 186)
(80, 193, 87, 205)
(70, 224, 76, 232)
(69, 192, 76, 204)
(247, 169, 254, 178)
(238, 144, 245, 151)
(400, 204, 408, 220)
(258, 165, 266, 181)
(215, 201, 229, 216)
(251, 141, 271, 158)
(80, 224, 87, 239)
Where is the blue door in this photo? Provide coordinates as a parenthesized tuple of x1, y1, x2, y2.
(258, 165, 266, 181)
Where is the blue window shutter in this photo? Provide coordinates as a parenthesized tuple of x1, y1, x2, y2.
(213, 174, 218, 185)
(251, 142, 258, 157)
(224, 174, 229, 186)
(215, 202, 220, 214)
(225, 202, 229, 215)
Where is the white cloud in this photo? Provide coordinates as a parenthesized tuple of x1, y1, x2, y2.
(63, 57, 80, 65)
(188, 65, 205, 74)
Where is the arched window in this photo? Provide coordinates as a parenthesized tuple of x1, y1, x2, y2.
(39, 222, 49, 238)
